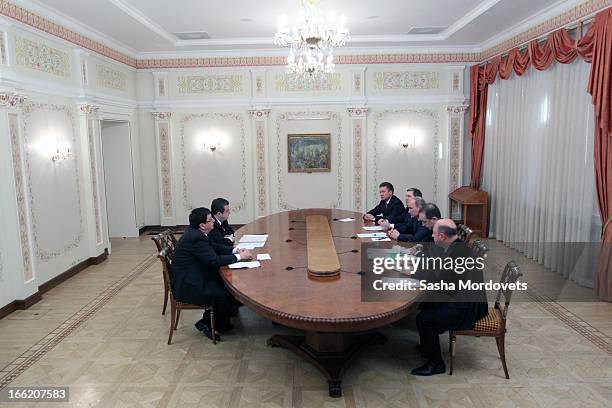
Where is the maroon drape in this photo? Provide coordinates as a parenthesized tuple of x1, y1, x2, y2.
(468, 7, 612, 300)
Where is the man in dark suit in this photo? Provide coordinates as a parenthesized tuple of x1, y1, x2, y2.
(171, 207, 252, 340)
(378, 187, 423, 225)
(388, 199, 436, 243)
(411, 219, 488, 376)
(363, 182, 405, 223)
(209, 198, 235, 246)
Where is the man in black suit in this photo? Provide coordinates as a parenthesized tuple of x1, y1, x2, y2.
(171, 207, 252, 340)
(378, 187, 423, 225)
(363, 182, 405, 223)
(411, 219, 488, 376)
(209, 198, 235, 246)
(387, 199, 436, 243)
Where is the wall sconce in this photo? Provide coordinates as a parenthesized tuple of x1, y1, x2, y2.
(203, 141, 221, 152)
(399, 137, 416, 149)
(51, 144, 73, 162)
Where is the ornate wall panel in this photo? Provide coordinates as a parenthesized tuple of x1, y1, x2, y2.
(275, 111, 343, 210)
(275, 74, 342, 92)
(14, 36, 70, 77)
(22, 102, 83, 262)
(95, 64, 127, 91)
(372, 109, 440, 205)
(374, 72, 440, 90)
(9, 113, 33, 280)
(177, 75, 242, 94)
(179, 113, 247, 213)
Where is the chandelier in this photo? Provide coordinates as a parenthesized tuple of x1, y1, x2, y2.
(274, 0, 349, 76)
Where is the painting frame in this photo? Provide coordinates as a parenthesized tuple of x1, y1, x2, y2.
(287, 133, 332, 173)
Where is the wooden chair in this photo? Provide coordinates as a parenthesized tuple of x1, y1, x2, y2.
(151, 230, 177, 315)
(157, 245, 216, 345)
(457, 224, 475, 246)
(471, 239, 489, 258)
(449, 261, 523, 379)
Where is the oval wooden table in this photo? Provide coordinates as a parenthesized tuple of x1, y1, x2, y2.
(220, 209, 422, 397)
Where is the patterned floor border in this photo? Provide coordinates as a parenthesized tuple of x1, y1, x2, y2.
(0, 253, 157, 389)
(527, 289, 612, 356)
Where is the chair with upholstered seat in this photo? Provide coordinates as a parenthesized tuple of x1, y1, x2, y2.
(449, 261, 523, 378)
(457, 224, 475, 246)
(470, 239, 488, 259)
(156, 245, 216, 345)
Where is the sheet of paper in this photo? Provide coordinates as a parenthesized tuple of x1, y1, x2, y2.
(356, 232, 387, 238)
(363, 226, 385, 231)
(338, 217, 355, 222)
(228, 261, 261, 269)
(371, 237, 391, 241)
(236, 242, 265, 249)
(257, 253, 271, 261)
(239, 234, 268, 243)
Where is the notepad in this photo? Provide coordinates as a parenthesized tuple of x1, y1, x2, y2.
(239, 234, 268, 243)
(257, 253, 271, 261)
(356, 232, 387, 238)
(338, 217, 355, 222)
(363, 226, 385, 231)
(228, 261, 261, 269)
(371, 237, 391, 241)
(236, 242, 266, 249)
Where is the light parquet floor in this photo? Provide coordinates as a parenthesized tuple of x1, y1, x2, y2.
(0, 236, 611, 407)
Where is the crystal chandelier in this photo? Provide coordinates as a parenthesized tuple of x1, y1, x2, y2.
(274, 0, 349, 76)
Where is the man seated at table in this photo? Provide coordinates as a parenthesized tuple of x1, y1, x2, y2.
(411, 219, 488, 376)
(171, 207, 252, 341)
(378, 187, 423, 225)
(380, 196, 425, 233)
(363, 182, 405, 223)
(209, 197, 235, 246)
(387, 199, 435, 242)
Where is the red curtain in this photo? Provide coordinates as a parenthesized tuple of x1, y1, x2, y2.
(468, 7, 612, 300)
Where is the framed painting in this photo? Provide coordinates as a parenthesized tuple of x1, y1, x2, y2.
(287, 133, 331, 173)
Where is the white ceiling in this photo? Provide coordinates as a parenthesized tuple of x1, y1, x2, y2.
(14, 0, 582, 57)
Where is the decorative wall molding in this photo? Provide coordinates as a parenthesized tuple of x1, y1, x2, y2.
(248, 109, 271, 216)
(347, 107, 369, 118)
(446, 104, 469, 116)
(275, 111, 343, 210)
(95, 64, 127, 91)
(177, 75, 242, 94)
(22, 102, 83, 262)
(446, 105, 468, 217)
(275, 74, 342, 92)
(8, 113, 33, 281)
(156, 122, 173, 218)
(0, 0, 137, 67)
(0, 92, 27, 108)
(14, 35, 70, 77)
(179, 112, 247, 213)
(374, 71, 440, 90)
(77, 103, 99, 115)
(347, 107, 368, 211)
(86, 117, 102, 244)
(372, 109, 440, 205)
(151, 111, 173, 121)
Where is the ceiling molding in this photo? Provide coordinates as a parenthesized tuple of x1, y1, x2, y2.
(9, 0, 137, 55)
(104, 0, 176, 44)
(0, 0, 609, 70)
(480, 0, 610, 60)
(439, 0, 503, 39)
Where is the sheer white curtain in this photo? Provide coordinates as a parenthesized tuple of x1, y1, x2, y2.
(482, 59, 601, 287)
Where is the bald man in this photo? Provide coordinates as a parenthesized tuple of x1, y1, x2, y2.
(411, 219, 489, 376)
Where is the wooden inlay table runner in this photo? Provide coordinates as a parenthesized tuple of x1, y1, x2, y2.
(306, 215, 341, 279)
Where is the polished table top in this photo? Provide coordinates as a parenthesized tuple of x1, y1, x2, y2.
(221, 209, 421, 332)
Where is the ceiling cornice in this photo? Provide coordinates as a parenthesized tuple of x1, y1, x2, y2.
(0, 0, 609, 69)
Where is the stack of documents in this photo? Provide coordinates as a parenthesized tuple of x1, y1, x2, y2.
(356, 232, 387, 239)
(228, 261, 261, 269)
(237, 234, 268, 249)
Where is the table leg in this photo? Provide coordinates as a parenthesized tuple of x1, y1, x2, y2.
(267, 331, 387, 398)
